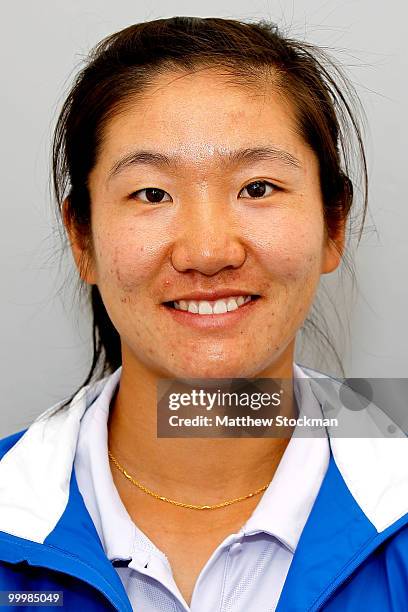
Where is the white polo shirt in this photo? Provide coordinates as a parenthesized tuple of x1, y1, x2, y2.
(74, 365, 330, 611)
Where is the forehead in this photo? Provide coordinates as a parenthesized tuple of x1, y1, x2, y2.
(96, 67, 311, 172)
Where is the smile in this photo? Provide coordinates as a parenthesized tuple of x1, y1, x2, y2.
(161, 295, 261, 329)
(170, 295, 256, 315)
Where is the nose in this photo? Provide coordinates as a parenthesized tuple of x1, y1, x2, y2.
(170, 197, 247, 276)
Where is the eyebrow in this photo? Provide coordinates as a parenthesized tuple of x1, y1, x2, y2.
(107, 146, 302, 181)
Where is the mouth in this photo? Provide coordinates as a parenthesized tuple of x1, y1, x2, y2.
(162, 294, 261, 315)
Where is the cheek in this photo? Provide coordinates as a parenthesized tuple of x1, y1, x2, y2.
(246, 211, 324, 284)
(92, 225, 163, 294)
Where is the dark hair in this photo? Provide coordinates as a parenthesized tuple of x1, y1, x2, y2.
(52, 16, 368, 408)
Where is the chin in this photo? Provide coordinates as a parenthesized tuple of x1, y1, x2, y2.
(167, 361, 256, 381)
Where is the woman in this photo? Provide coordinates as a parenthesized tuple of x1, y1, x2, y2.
(0, 16, 407, 612)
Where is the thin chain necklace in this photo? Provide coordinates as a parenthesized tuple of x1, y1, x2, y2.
(108, 450, 270, 510)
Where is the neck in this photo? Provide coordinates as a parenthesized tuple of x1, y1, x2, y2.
(107, 347, 297, 506)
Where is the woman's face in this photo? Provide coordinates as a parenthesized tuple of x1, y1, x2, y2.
(67, 68, 343, 379)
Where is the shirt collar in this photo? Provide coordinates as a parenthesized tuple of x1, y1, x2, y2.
(74, 367, 155, 566)
(241, 364, 330, 552)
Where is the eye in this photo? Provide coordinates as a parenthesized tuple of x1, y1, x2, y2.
(129, 188, 172, 204)
(239, 180, 279, 199)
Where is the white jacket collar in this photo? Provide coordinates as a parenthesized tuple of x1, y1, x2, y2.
(0, 364, 407, 544)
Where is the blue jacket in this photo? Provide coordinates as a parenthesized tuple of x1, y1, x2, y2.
(0, 366, 407, 611)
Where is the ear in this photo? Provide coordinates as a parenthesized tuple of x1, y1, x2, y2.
(321, 218, 346, 275)
(62, 198, 96, 285)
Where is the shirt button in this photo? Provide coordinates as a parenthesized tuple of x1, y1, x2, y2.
(230, 542, 242, 555)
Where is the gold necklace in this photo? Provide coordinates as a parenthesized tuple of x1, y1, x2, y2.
(108, 450, 270, 510)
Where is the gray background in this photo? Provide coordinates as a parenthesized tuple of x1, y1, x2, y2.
(1, 1, 407, 436)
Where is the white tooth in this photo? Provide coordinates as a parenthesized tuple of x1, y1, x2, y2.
(187, 301, 199, 313)
(198, 301, 213, 315)
(174, 295, 253, 313)
(213, 299, 228, 314)
(226, 298, 239, 311)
